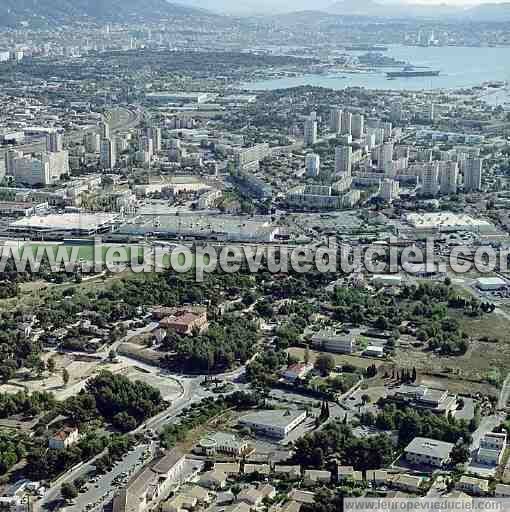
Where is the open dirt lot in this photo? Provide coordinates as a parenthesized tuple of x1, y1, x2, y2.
(121, 367, 182, 401)
(393, 310, 510, 397)
(0, 352, 130, 400)
(287, 347, 385, 370)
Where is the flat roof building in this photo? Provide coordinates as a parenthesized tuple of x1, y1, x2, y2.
(311, 329, 355, 354)
(238, 410, 306, 439)
(406, 212, 496, 234)
(404, 437, 454, 468)
(10, 213, 119, 236)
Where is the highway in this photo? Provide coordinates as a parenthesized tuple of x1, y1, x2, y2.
(0, 106, 142, 159)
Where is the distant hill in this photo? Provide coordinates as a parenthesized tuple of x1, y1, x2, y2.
(327, 0, 461, 18)
(0, 0, 208, 26)
(326, 0, 510, 20)
(461, 2, 510, 21)
(182, 0, 332, 15)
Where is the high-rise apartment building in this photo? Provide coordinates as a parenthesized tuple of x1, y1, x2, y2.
(100, 138, 117, 170)
(335, 145, 352, 176)
(305, 153, 320, 177)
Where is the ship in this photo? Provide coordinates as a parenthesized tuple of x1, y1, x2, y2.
(386, 66, 440, 78)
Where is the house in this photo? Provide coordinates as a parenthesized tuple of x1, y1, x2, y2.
(337, 466, 354, 482)
(48, 427, 79, 450)
(494, 483, 510, 497)
(244, 464, 270, 476)
(456, 476, 489, 496)
(477, 432, 507, 466)
(216, 491, 235, 506)
(282, 363, 313, 383)
(274, 466, 301, 479)
(238, 410, 306, 439)
(214, 463, 241, 476)
(288, 490, 315, 505)
(366, 469, 388, 486)
(259, 484, 276, 500)
(353, 471, 363, 483)
(390, 474, 423, 493)
(161, 494, 197, 512)
(181, 486, 211, 504)
(199, 470, 228, 490)
(364, 345, 385, 358)
(311, 330, 355, 354)
(225, 504, 251, 512)
(237, 487, 264, 507)
(304, 470, 331, 486)
(404, 437, 454, 468)
(269, 502, 301, 512)
(159, 307, 208, 335)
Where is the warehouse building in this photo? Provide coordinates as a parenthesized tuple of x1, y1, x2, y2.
(238, 410, 306, 439)
(10, 213, 119, 236)
(311, 329, 355, 354)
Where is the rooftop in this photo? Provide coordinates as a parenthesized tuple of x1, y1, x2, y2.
(239, 409, 306, 429)
(10, 213, 119, 231)
(406, 212, 495, 231)
(405, 437, 454, 460)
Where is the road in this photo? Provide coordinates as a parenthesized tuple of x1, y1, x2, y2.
(498, 373, 510, 410)
(38, 333, 247, 512)
(50, 444, 153, 512)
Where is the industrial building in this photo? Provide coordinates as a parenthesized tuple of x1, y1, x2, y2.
(311, 329, 355, 354)
(406, 212, 496, 234)
(119, 214, 279, 243)
(10, 213, 120, 236)
(238, 410, 307, 439)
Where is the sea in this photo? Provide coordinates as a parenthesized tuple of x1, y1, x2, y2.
(243, 45, 510, 106)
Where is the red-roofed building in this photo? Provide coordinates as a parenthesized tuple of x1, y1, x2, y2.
(49, 427, 79, 450)
(159, 308, 208, 335)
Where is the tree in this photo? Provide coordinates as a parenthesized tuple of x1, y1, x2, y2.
(450, 443, 470, 465)
(61, 483, 78, 502)
(47, 357, 56, 375)
(62, 368, 70, 387)
(73, 477, 85, 491)
(108, 349, 117, 363)
(304, 344, 311, 365)
(314, 354, 335, 376)
(0, 364, 15, 384)
(361, 394, 371, 406)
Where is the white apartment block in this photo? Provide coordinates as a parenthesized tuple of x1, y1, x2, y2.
(305, 153, 320, 177)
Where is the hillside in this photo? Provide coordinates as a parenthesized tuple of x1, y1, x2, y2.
(327, 0, 510, 20)
(462, 2, 510, 21)
(327, 0, 460, 18)
(0, 0, 207, 26)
